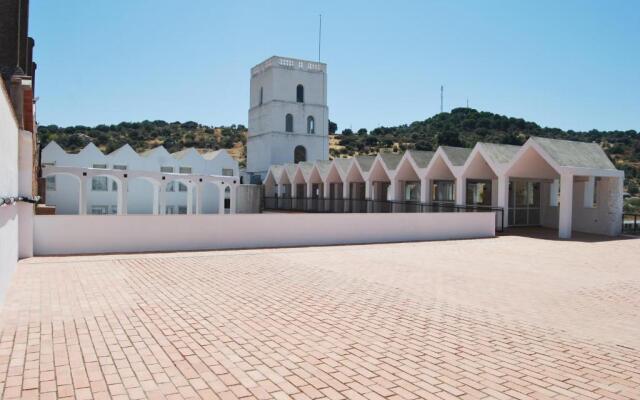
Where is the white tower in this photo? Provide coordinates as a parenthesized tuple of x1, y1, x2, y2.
(246, 56, 329, 181)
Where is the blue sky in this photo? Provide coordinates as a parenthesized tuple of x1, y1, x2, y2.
(31, 0, 639, 132)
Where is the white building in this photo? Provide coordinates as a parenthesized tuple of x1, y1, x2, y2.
(263, 137, 625, 239)
(246, 56, 329, 181)
(41, 141, 239, 215)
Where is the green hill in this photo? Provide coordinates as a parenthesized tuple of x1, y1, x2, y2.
(37, 108, 640, 201)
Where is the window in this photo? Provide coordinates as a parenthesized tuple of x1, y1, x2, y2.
(165, 205, 175, 214)
(222, 168, 234, 176)
(593, 178, 599, 206)
(294, 145, 306, 164)
(296, 84, 304, 103)
(160, 166, 174, 173)
(45, 176, 56, 191)
(432, 180, 455, 202)
(285, 114, 293, 132)
(111, 180, 118, 191)
(307, 116, 315, 134)
(92, 163, 107, 169)
(178, 183, 187, 192)
(404, 182, 420, 202)
(466, 180, 492, 206)
(92, 177, 108, 191)
(113, 164, 127, 170)
(179, 166, 192, 174)
(42, 161, 56, 167)
(259, 87, 263, 105)
(178, 206, 187, 214)
(166, 182, 175, 192)
(90, 205, 109, 215)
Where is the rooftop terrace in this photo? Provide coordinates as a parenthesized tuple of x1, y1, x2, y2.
(1, 233, 639, 399)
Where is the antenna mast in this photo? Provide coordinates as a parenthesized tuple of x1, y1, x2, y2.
(440, 85, 444, 113)
(318, 14, 322, 62)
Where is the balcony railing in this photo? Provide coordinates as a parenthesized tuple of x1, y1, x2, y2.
(263, 197, 504, 232)
(623, 213, 639, 234)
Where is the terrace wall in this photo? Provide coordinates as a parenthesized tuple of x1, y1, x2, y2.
(0, 82, 19, 305)
(34, 212, 495, 256)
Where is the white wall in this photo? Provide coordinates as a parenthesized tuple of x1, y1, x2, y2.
(0, 85, 19, 304)
(247, 56, 329, 176)
(541, 177, 622, 236)
(42, 142, 238, 215)
(34, 212, 495, 256)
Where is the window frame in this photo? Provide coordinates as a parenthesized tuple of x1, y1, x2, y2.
(296, 84, 304, 103)
(285, 114, 294, 132)
(307, 116, 315, 134)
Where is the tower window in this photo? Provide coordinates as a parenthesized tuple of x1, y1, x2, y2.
(307, 116, 315, 134)
(285, 114, 293, 132)
(294, 145, 307, 163)
(259, 87, 263, 105)
(296, 84, 304, 103)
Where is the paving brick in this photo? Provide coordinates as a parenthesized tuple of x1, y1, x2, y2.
(0, 237, 639, 399)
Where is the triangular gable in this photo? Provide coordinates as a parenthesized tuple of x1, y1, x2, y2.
(424, 147, 458, 179)
(368, 155, 392, 181)
(393, 152, 421, 181)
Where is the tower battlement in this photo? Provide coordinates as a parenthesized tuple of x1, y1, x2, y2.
(251, 56, 326, 77)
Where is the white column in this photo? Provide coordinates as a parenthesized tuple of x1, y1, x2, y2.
(79, 176, 89, 215)
(608, 177, 623, 236)
(159, 183, 167, 215)
(277, 184, 286, 197)
(229, 185, 237, 214)
(218, 184, 226, 215)
(420, 177, 431, 204)
(116, 178, 127, 216)
(343, 181, 351, 199)
(195, 183, 203, 214)
(387, 182, 396, 201)
(152, 184, 160, 215)
(559, 173, 574, 239)
(306, 182, 313, 198)
(323, 182, 331, 199)
(291, 183, 297, 198)
(583, 176, 595, 208)
(455, 176, 466, 206)
(365, 180, 372, 200)
(497, 175, 509, 229)
(186, 184, 194, 215)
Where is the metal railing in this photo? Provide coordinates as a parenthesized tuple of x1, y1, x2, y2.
(622, 213, 639, 234)
(263, 197, 505, 232)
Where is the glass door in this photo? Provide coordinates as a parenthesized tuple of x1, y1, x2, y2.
(508, 180, 541, 226)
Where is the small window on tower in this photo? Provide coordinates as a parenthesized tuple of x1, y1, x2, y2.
(296, 84, 304, 103)
(285, 114, 294, 132)
(307, 116, 315, 134)
(294, 146, 307, 163)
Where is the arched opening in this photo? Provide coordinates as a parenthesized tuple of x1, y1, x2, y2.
(294, 146, 306, 164)
(42, 172, 80, 214)
(307, 116, 315, 134)
(89, 174, 121, 215)
(296, 84, 304, 102)
(224, 186, 231, 214)
(201, 182, 221, 214)
(163, 179, 193, 214)
(285, 114, 294, 132)
(126, 177, 157, 214)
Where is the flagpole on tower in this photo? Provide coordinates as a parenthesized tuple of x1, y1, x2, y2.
(318, 14, 322, 62)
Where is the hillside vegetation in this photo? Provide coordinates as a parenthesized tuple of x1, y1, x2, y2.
(38, 108, 640, 205)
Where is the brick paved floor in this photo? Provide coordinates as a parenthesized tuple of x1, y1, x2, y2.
(1, 235, 640, 399)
